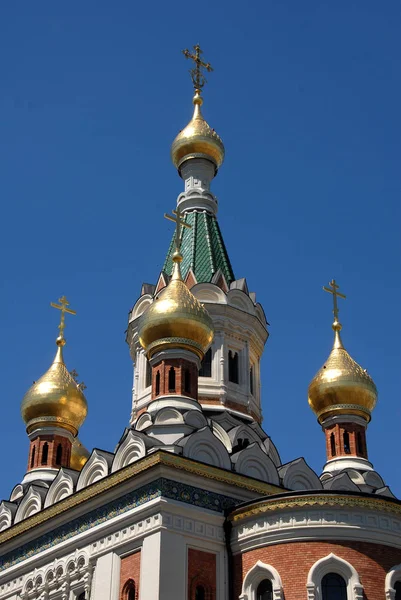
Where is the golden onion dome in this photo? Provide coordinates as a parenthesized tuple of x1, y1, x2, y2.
(21, 336, 88, 436)
(138, 251, 214, 360)
(171, 90, 225, 173)
(308, 320, 377, 424)
(70, 437, 90, 471)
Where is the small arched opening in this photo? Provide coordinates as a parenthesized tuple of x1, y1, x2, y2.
(30, 446, 36, 469)
(41, 442, 49, 465)
(56, 443, 63, 466)
(168, 367, 176, 392)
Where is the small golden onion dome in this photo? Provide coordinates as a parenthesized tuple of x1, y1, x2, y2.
(308, 321, 377, 424)
(138, 252, 214, 360)
(171, 90, 225, 173)
(21, 337, 88, 436)
(70, 437, 90, 471)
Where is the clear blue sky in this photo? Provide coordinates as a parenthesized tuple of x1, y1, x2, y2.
(0, 1, 400, 499)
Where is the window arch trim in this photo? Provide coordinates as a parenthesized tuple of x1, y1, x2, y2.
(239, 560, 283, 600)
(385, 564, 401, 600)
(306, 553, 363, 600)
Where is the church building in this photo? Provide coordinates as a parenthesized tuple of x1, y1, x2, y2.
(0, 45, 400, 600)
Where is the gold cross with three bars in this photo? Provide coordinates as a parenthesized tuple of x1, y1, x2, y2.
(323, 279, 346, 321)
(182, 44, 213, 90)
(164, 209, 191, 253)
(50, 295, 76, 339)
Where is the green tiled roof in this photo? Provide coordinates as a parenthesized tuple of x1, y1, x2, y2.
(163, 212, 235, 285)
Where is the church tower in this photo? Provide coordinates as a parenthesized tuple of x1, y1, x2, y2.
(127, 45, 269, 427)
(308, 280, 387, 493)
(19, 297, 88, 485)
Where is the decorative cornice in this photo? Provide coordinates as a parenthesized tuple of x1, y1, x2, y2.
(0, 451, 281, 548)
(230, 493, 401, 522)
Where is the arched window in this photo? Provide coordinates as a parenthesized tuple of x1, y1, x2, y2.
(343, 431, 351, 454)
(168, 367, 176, 392)
(145, 359, 152, 388)
(395, 581, 401, 600)
(184, 369, 191, 394)
(122, 579, 136, 600)
(356, 432, 363, 455)
(41, 442, 49, 465)
(155, 371, 160, 396)
(330, 433, 336, 457)
(30, 446, 36, 468)
(195, 585, 205, 600)
(199, 348, 212, 377)
(228, 351, 239, 384)
(256, 578, 273, 600)
(322, 572, 347, 600)
(250, 366, 254, 395)
(56, 443, 63, 466)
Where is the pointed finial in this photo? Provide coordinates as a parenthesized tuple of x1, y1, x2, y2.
(323, 279, 346, 348)
(164, 208, 192, 279)
(50, 296, 76, 346)
(182, 44, 213, 94)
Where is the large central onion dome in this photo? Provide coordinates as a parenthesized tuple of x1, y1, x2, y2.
(21, 336, 88, 436)
(171, 90, 225, 173)
(308, 320, 377, 423)
(138, 251, 214, 360)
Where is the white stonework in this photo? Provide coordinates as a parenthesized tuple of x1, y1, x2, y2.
(306, 553, 364, 600)
(239, 560, 284, 600)
(232, 502, 401, 553)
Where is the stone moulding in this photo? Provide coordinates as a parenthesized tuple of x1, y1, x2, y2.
(229, 492, 401, 522)
(0, 451, 281, 549)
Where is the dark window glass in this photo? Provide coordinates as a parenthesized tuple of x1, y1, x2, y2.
(145, 360, 152, 387)
(395, 581, 401, 600)
(168, 367, 176, 392)
(128, 588, 135, 600)
(155, 371, 160, 396)
(77, 594, 85, 600)
(322, 572, 347, 600)
(123, 580, 135, 600)
(56, 443, 63, 466)
(330, 433, 336, 457)
(184, 370, 191, 394)
(356, 432, 363, 455)
(195, 585, 205, 600)
(250, 366, 254, 395)
(41, 442, 49, 465)
(199, 348, 212, 377)
(30, 446, 36, 468)
(228, 351, 239, 384)
(343, 431, 351, 454)
(256, 579, 273, 600)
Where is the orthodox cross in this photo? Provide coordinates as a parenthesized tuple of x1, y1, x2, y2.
(164, 208, 191, 253)
(70, 369, 87, 392)
(182, 44, 213, 90)
(50, 295, 76, 339)
(323, 279, 346, 321)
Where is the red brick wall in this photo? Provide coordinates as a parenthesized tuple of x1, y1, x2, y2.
(28, 434, 72, 470)
(188, 548, 217, 600)
(233, 541, 401, 600)
(152, 358, 198, 400)
(119, 550, 141, 600)
(325, 423, 368, 460)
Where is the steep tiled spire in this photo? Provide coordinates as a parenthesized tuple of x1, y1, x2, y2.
(162, 211, 235, 285)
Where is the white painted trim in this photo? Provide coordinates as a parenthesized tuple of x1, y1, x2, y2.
(239, 560, 283, 600)
(385, 564, 401, 600)
(232, 504, 401, 553)
(306, 553, 363, 600)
